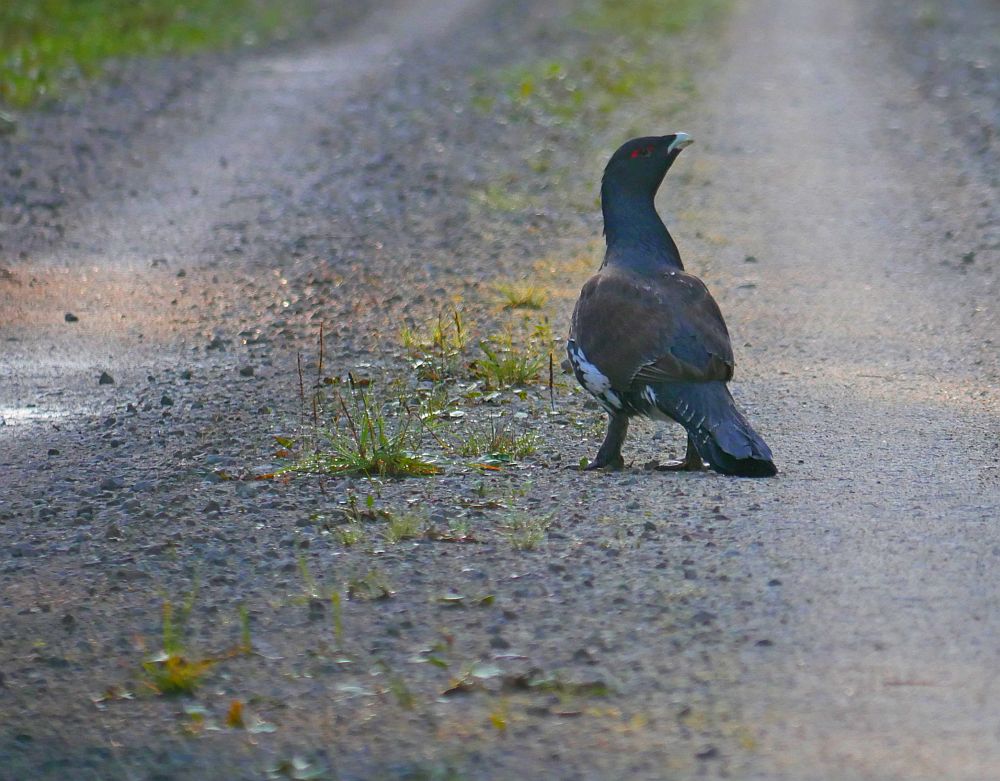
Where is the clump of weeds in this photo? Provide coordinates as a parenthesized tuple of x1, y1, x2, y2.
(295, 553, 346, 647)
(424, 517, 480, 544)
(472, 323, 549, 390)
(400, 306, 472, 382)
(500, 512, 553, 551)
(321, 492, 384, 547)
(141, 597, 213, 696)
(383, 511, 425, 544)
(282, 378, 441, 478)
(347, 569, 395, 601)
(477, 0, 723, 130)
(457, 414, 538, 462)
(473, 180, 535, 212)
(496, 281, 549, 310)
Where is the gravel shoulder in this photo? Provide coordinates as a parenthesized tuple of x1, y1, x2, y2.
(1, 0, 998, 779)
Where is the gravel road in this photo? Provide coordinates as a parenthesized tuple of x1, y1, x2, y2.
(1, 0, 998, 779)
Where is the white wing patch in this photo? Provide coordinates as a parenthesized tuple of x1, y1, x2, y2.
(641, 384, 673, 422)
(568, 342, 622, 410)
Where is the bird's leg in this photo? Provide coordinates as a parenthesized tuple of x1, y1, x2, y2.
(656, 434, 706, 472)
(584, 413, 629, 470)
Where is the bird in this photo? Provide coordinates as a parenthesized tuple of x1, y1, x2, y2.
(567, 133, 777, 477)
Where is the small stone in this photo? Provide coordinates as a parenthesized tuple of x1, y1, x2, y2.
(0, 111, 17, 135)
(176, 269, 186, 278)
(47, 448, 59, 456)
(99, 371, 115, 385)
(100, 477, 125, 491)
(238, 365, 255, 377)
(768, 578, 783, 586)
(64, 313, 79, 323)
(203, 500, 221, 514)
(696, 746, 719, 760)
(115, 567, 150, 582)
(160, 395, 173, 407)
(744, 255, 758, 263)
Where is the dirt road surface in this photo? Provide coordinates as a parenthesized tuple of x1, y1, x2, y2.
(2, 0, 998, 779)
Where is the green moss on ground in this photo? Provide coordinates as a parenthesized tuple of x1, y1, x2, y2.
(0, 0, 315, 107)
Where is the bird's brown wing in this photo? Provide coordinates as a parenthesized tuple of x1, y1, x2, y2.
(571, 266, 734, 390)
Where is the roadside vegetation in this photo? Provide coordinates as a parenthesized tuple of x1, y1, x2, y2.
(0, 0, 317, 106)
(272, 301, 556, 482)
(474, 0, 726, 132)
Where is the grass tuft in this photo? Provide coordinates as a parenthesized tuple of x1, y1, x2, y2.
(284, 382, 440, 478)
(473, 331, 545, 389)
(141, 601, 213, 696)
(347, 569, 395, 601)
(384, 511, 425, 544)
(458, 415, 538, 461)
(400, 307, 471, 382)
(501, 512, 553, 551)
(495, 281, 549, 310)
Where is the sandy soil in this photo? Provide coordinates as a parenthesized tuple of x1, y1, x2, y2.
(1, 0, 997, 779)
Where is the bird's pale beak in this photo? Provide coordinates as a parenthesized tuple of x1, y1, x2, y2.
(667, 132, 693, 152)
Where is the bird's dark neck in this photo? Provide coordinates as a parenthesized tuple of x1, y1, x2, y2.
(601, 179, 683, 271)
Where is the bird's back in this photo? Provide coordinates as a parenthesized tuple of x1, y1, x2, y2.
(570, 264, 734, 392)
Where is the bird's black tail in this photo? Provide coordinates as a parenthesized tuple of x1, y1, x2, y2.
(653, 381, 777, 477)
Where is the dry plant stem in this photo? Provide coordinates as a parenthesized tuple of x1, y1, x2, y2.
(338, 391, 360, 446)
(549, 353, 555, 411)
(296, 352, 305, 406)
(318, 321, 325, 380)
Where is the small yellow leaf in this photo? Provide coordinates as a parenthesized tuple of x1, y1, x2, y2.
(226, 699, 245, 729)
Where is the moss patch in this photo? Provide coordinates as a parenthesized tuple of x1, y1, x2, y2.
(1, 0, 316, 106)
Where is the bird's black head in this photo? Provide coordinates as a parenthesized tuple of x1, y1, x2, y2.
(602, 133, 693, 195)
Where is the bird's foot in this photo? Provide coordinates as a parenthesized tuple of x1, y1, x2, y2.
(651, 436, 705, 472)
(582, 453, 625, 471)
(653, 457, 706, 472)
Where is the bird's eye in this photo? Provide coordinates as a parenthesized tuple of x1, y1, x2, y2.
(630, 146, 654, 159)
